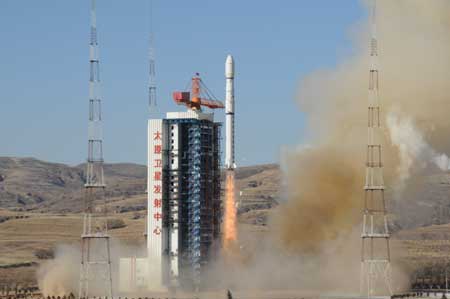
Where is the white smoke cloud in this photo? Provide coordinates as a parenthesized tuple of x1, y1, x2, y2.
(386, 110, 450, 183)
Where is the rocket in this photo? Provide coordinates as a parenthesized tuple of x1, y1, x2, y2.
(225, 55, 235, 170)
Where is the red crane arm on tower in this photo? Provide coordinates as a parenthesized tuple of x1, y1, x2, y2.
(172, 74, 224, 110)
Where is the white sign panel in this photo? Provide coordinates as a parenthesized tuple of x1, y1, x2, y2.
(147, 119, 165, 288)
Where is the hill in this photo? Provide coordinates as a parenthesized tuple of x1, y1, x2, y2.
(2, 157, 450, 286)
(2, 157, 450, 228)
(0, 157, 146, 213)
(0, 157, 281, 285)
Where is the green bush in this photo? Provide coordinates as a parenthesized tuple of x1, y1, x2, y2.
(107, 218, 126, 230)
(34, 248, 54, 259)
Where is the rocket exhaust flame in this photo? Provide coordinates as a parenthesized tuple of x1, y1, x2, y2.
(223, 170, 237, 252)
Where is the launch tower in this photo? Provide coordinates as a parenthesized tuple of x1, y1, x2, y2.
(147, 75, 223, 290)
(360, 0, 392, 297)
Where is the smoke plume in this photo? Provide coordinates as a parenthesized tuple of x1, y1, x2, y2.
(387, 111, 450, 181)
(267, 0, 450, 292)
(37, 245, 80, 296)
(37, 240, 146, 297)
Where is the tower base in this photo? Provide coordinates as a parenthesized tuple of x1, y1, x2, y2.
(360, 259, 392, 298)
(79, 234, 113, 299)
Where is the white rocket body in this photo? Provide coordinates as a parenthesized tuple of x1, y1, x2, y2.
(225, 55, 235, 170)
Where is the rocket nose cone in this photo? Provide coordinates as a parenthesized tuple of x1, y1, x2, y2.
(225, 55, 234, 78)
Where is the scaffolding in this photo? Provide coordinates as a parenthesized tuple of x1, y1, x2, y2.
(163, 118, 221, 290)
(187, 124, 202, 288)
(360, 0, 392, 297)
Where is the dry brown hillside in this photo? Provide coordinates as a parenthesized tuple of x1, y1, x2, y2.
(0, 157, 146, 213)
(0, 157, 279, 213)
(2, 156, 450, 229)
(2, 157, 450, 286)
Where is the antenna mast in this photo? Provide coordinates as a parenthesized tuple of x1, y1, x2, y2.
(360, 0, 392, 297)
(148, 0, 157, 113)
(79, 0, 113, 297)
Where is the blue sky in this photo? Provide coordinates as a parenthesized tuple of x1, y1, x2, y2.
(0, 1, 365, 166)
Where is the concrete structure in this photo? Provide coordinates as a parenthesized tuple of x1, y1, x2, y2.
(147, 110, 222, 290)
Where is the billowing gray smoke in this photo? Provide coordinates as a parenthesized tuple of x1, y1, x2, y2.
(269, 0, 450, 292)
(37, 240, 146, 297)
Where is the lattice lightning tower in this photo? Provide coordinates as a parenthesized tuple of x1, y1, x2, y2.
(79, 0, 113, 298)
(148, 0, 157, 113)
(360, 0, 392, 297)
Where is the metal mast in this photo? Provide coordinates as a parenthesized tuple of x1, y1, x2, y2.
(79, 0, 113, 298)
(360, 0, 392, 297)
(148, 0, 157, 113)
(145, 0, 157, 242)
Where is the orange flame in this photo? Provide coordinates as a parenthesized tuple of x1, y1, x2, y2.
(223, 170, 237, 252)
